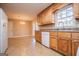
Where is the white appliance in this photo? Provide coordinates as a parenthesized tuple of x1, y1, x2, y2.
(0, 8, 8, 53)
(77, 47, 79, 56)
(42, 32, 50, 47)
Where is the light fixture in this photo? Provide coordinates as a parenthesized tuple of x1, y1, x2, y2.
(20, 21, 25, 24)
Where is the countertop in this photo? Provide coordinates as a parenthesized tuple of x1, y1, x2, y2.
(36, 28, 79, 32)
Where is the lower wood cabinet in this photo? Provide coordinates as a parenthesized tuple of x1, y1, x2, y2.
(50, 32, 57, 50)
(71, 33, 79, 56)
(58, 38, 72, 55)
(50, 38, 57, 50)
(58, 32, 72, 55)
(35, 31, 79, 56)
(35, 31, 41, 43)
(72, 39, 79, 56)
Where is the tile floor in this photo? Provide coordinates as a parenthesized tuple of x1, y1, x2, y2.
(6, 37, 62, 56)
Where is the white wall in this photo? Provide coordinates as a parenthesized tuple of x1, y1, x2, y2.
(8, 20, 14, 38)
(8, 20, 33, 38)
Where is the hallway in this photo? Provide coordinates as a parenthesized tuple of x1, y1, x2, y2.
(6, 37, 62, 56)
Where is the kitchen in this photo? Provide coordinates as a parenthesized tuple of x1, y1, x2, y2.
(35, 3, 79, 56)
(0, 3, 79, 56)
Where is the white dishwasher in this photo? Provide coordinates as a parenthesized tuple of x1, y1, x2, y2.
(41, 32, 50, 48)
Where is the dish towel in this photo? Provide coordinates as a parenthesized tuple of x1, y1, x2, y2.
(77, 47, 79, 56)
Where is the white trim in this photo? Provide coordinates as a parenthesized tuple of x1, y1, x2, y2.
(8, 35, 33, 38)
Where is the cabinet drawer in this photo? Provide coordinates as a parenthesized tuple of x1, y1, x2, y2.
(58, 32, 71, 38)
(50, 32, 57, 36)
(72, 33, 79, 39)
(50, 37, 57, 39)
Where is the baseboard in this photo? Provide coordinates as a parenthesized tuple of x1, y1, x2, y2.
(8, 35, 33, 38)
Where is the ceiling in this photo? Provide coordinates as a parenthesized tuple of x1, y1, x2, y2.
(0, 3, 52, 21)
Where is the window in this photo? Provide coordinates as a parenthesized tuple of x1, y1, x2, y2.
(55, 4, 75, 28)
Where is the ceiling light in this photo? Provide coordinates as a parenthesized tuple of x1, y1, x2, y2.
(20, 21, 25, 24)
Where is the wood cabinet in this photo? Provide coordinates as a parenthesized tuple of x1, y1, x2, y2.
(50, 32, 57, 50)
(43, 8, 55, 24)
(37, 5, 55, 25)
(72, 39, 79, 56)
(73, 3, 79, 19)
(58, 38, 72, 55)
(35, 31, 41, 43)
(58, 32, 72, 55)
(37, 14, 43, 25)
(72, 33, 79, 56)
(35, 31, 79, 56)
(37, 3, 69, 25)
(37, 3, 79, 25)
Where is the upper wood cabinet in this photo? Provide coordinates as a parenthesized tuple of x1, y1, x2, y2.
(37, 5, 55, 25)
(37, 3, 69, 25)
(73, 3, 79, 19)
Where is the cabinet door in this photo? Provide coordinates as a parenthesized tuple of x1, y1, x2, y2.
(50, 32, 57, 50)
(44, 9, 52, 24)
(37, 15, 41, 25)
(37, 6, 55, 25)
(50, 37, 57, 50)
(40, 14, 44, 25)
(44, 8, 55, 24)
(72, 40, 79, 56)
(37, 14, 44, 25)
(35, 31, 41, 43)
(73, 3, 79, 19)
(58, 38, 71, 55)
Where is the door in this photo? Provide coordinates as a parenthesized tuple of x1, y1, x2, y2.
(42, 32, 50, 47)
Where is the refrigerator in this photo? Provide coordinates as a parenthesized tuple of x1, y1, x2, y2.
(0, 8, 8, 53)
